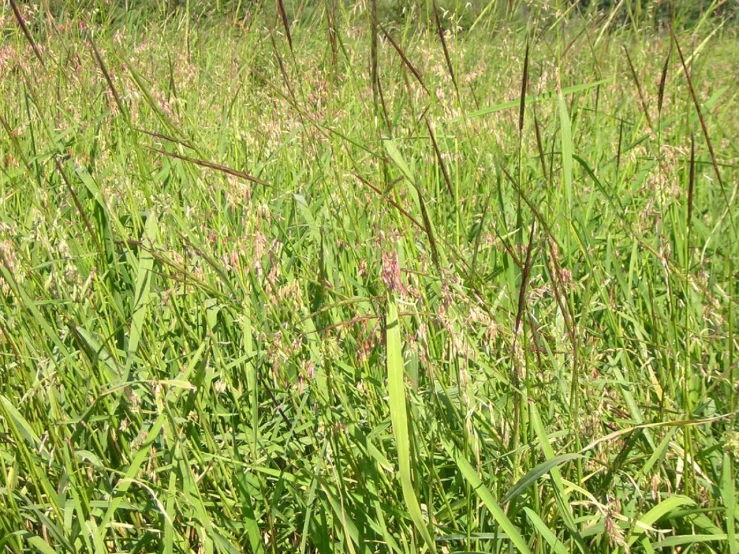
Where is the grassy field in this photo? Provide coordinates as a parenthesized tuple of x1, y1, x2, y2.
(0, 1, 738, 552)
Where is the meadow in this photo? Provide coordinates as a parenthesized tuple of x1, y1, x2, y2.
(0, 1, 738, 552)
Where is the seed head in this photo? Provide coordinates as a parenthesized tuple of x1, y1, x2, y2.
(381, 250, 405, 295)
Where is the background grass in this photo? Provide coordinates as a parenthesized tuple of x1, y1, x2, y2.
(0, 1, 738, 552)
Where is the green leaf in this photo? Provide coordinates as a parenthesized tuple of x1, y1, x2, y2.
(386, 296, 436, 553)
(72, 324, 120, 381)
(383, 138, 416, 185)
(653, 534, 727, 549)
(86, 518, 108, 553)
(628, 495, 695, 544)
(100, 413, 166, 529)
(457, 80, 610, 121)
(0, 395, 40, 446)
(441, 437, 531, 554)
(26, 536, 57, 554)
(558, 92, 573, 215)
(74, 450, 105, 469)
(126, 213, 157, 377)
(524, 508, 569, 554)
(322, 482, 360, 554)
(294, 194, 321, 243)
(723, 453, 737, 554)
(211, 528, 242, 554)
(503, 453, 581, 504)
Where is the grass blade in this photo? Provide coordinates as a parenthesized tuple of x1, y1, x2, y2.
(628, 496, 695, 545)
(519, 41, 529, 133)
(0, 395, 40, 447)
(458, 79, 609, 121)
(386, 296, 436, 553)
(654, 534, 727, 549)
(276, 0, 294, 52)
(502, 453, 581, 505)
(657, 46, 671, 116)
(557, 90, 573, 216)
(149, 147, 269, 186)
(126, 214, 157, 376)
(432, 0, 459, 99)
(378, 24, 429, 94)
(524, 508, 569, 554)
(425, 118, 453, 198)
(8, 0, 44, 66)
(622, 44, 654, 131)
(441, 437, 531, 554)
(723, 453, 737, 554)
(670, 24, 724, 195)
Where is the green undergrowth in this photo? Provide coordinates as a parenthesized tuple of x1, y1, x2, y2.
(0, 2, 738, 553)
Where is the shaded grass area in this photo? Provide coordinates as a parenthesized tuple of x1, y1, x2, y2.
(0, 2, 738, 552)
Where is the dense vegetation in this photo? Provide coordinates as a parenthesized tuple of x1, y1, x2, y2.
(0, 0, 737, 552)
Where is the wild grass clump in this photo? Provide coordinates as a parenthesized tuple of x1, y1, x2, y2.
(0, 1, 737, 552)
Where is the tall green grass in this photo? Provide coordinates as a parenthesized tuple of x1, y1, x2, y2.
(0, 1, 737, 552)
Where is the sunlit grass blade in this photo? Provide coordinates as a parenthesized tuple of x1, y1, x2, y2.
(723, 453, 737, 554)
(457, 79, 610, 121)
(524, 508, 569, 554)
(125, 214, 157, 376)
(0, 394, 41, 448)
(627, 496, 695, 545)
(502, 453, 581, 505)
(25, 536, 56, 554)
(557, 89, 573, 217)
(386, 296, 436, 553)
(653, 534, 728, 549)
(441, 437, 531, 554)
